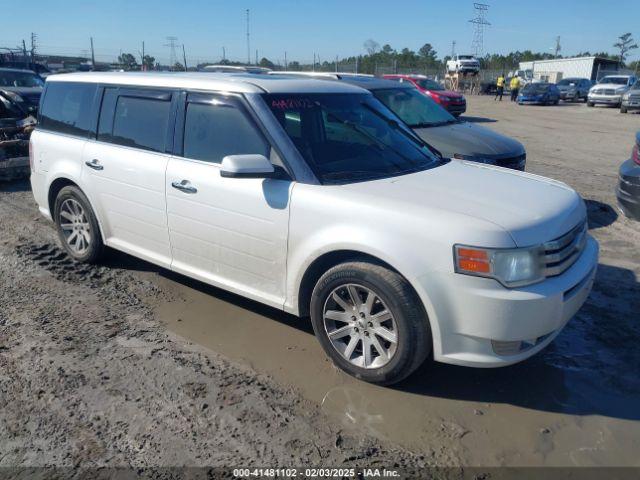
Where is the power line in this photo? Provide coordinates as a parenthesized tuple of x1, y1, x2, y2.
(469, 3, 490, 58)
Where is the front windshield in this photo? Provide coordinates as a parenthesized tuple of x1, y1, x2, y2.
(373, 88, 456, 128)
(263, 93, 442, 184)
(522, 84, 550, 94)
(0, 71, 44, 88)
(414, 79, 444, 91)
(600, 77, 628, 85)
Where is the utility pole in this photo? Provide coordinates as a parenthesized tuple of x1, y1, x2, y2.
(222, 46, 226, 62)
(355, 56, 359, 74)
(284, 51, 287, 69)
(22, 40, 28, 67)
(182, 44, 188, 71)
(90, 37, 96, 66)
(255, 49, 258, 66)
(312, 53, 316, 71)
(30, 33, 37, 62)
(246, 9, 251, 65)
(451, 40, 456, 58)
(335, 55, 338, 73)
(554, 36, 561, 59)
(140, 41, 145, 71)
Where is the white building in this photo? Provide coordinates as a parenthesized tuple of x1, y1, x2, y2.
(519, 56, 621, 83)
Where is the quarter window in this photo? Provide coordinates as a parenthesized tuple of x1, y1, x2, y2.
(39, 82, 96, 137)
(183, 98, 269, 163)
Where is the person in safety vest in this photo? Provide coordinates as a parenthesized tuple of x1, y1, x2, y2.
(510, 76, 521, 102)
(495, 74, 505, 101)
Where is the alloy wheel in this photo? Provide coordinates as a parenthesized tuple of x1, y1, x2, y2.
(59, 198, 92, 255)
(322, 283, 398, 369)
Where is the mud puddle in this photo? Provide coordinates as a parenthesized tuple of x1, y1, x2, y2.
(150, 265, 640, 466)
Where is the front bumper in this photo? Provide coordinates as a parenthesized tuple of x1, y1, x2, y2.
(559, 91, 578, 100)
(417, 236, 598, 367)
(622, 98, 640, 111)
(588, 94, 622, 105)
(445, 102, 467, 116)
(617, 158, 640, 220)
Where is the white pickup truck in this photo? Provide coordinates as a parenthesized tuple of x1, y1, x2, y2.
(446, 55, 480, 74)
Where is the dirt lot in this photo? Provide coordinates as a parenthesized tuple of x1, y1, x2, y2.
(1, 95, 639, 472)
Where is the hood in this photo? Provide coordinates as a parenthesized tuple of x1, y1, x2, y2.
(593, 82, 629, 90)
(414, 121, 525, 160)
(343, 160, 585, 247)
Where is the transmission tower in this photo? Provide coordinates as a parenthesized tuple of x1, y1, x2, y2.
(469, 3, 490, 58)
(164, 36, 179, 67)
(451, 40, 456, 58)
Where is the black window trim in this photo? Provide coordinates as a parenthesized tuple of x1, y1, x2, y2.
(92, 84, 178, 155)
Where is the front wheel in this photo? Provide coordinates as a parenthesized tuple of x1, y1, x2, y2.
(310, 261, 431, 385)
(587, 101, 594, 107)
(621, 106, 628, 113)
(54, 185, 105, 263)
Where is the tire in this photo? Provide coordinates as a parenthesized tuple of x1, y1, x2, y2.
(54, 185, 105, 263)
(587, 101, 594, 107)
(621, 106, 628, 114)
(310, 261, 431, 385)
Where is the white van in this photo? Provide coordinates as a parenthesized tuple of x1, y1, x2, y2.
(30, 72, 598, 385)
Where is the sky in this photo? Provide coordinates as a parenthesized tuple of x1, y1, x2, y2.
(2, 0, 639, 65)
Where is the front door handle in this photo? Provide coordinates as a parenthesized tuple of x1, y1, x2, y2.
(85, 159, 104, 171)
(171, 180, 197, 194)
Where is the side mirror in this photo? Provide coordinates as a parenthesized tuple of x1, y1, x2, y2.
(220, 154, 275, 179)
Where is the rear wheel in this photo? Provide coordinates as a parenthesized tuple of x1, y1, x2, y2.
(621, 106, 628, 113)
(310, 261, 431, 385)
(587, 101, 594, 107)
(54, 185, 105, 263)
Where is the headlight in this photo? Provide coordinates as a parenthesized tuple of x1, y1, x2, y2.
(454, 244, 545, 287)
(623, 92, 631, 100)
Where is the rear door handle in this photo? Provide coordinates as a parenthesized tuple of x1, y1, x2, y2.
(171, 180, 197, 194)
(85, 159, 104, 171)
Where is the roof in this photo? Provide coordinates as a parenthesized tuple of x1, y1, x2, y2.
(45, 71, 366, 94)
(272, 71, 410, 91)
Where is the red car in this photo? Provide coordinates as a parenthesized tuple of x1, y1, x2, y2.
(383, 74, 466, 117)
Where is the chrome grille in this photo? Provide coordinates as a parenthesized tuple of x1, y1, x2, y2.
(604, 89, 616, 95)
(542, 221, 588, 277)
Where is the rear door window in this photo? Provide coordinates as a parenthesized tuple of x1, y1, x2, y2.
(39, 82, 97, 137)
(97, 89, 172, 153)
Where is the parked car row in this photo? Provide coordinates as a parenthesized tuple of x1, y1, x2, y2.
(513, 74, 639, 114)
(28, 72, 598, 386)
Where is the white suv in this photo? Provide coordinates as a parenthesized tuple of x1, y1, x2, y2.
(446, 55, 481, 74)
(588, 75, 638, 107)
(30, 72, 598, 385)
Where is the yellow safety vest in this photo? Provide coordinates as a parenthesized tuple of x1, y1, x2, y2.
(510, 77, 520, 89)
(497, 77, 505, 87)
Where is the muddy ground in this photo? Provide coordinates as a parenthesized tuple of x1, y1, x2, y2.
(0, 96, 639, 473)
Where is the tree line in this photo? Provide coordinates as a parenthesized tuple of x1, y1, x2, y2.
(111, 32, 638, 73)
